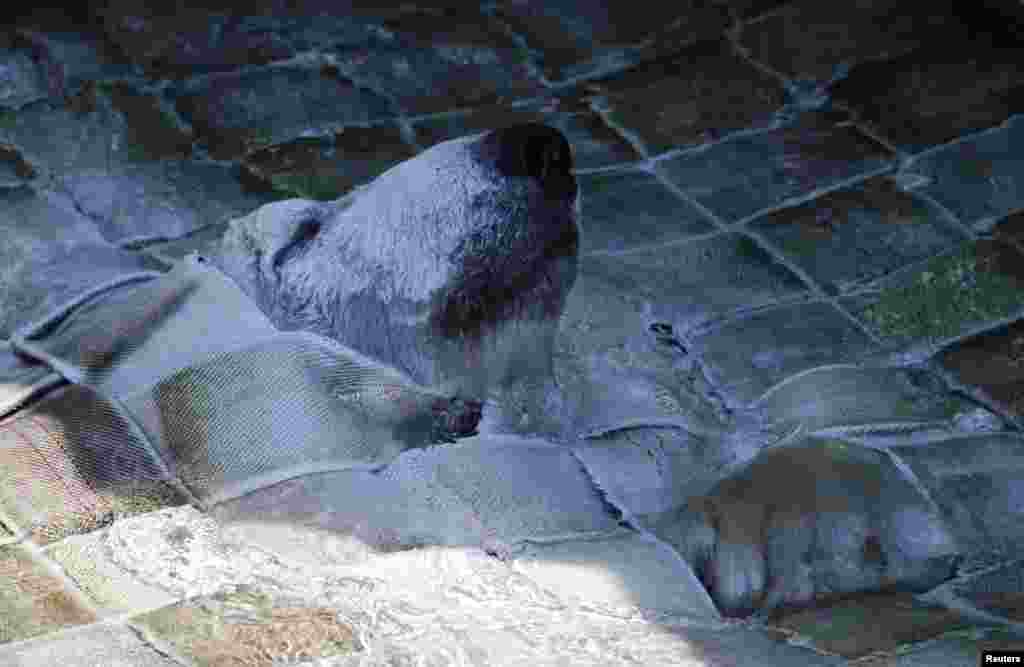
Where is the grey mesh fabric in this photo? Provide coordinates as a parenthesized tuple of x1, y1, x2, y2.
(4, 254, 465, 508)
(11, 254, 279, 394)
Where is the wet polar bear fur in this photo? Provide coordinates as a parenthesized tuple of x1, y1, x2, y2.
(212, 124, 581, 428)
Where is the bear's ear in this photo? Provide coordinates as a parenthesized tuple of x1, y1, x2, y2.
(476, 123, 576, 201)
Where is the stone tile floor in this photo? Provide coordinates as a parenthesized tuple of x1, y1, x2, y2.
(2, 0, 1024, 664)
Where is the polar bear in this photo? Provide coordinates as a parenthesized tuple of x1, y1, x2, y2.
(210, 123, 580, 433)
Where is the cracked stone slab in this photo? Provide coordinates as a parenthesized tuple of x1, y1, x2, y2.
(42, 529, 179, 617)
(994, 209, 1024, 247)
(748, 174, 968, 296)
(8, 25, 135, 103)
(753, 365, 973, 435)
(848, 239, 1024, 350)
(0, 90, 131, 180)
(412, 97, 641, 170)
(691, 301, 880, 405)
(0, 621, 181, 667)
(0, 145, 36, 188)
(130, 585, 363, 666)
(0, 544, 97, 644)
(938, 317, 1024, 420)
(890, 432, 1024, 572)
(584, 38, 788, 155)
(766, 592, 972, 659)
(656, 110, 894, 223)
(173, 65, 394, 160)
(925, 559, 1024, 626)
(490, 0, 732, 83)
(329, 8, 544, 116)
(99, 1, 380, 77)
(554, 234, 808, 433)
(0, 86, 271, 245)
(738, 0, 970, 83)
(0, 45, 48, 111)
(578, 168, 716, 254)
(96, 81, 195, 161)
(555, 272, 738, 432)
(854, 627, 1024, 667)
(565, 232, 808, 337)
(242, 123, 417, 202)
(902, 116, 1024, 229)
(716, 0, 792, 20)
(832, 40, 1024, 154)
(58, 160, 277, 245)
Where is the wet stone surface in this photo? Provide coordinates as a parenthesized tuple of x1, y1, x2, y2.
(749, 174, 968, 296)
(0, 145, 36, 187)
(942, 560, 1024, 625)
(585, 38, 788, 155)
(854, 627, 1024, 667)
(939, 318, 1024, 420)
(578, 169, 716, 254)
(570, 232, 808, 335)
(738, 0, 971, 83)
(656, 110, 895, 224)
(0, 48, 50, 111)
(692, 300, 881, 405)
(98, 0, 391, 78)
(766, 592, 972, 659)
(890, 433, 1024, 572)
(489, 0, 733, 83)
(832, 40, 1024, 154)
(329, 8, 546, 116)
(993, 209, 1024, 248)
(903, 116, 1024, 229)
(754, 365, 971, 435)
(100, 81, 195, 161)
(173, 66, 395, 160)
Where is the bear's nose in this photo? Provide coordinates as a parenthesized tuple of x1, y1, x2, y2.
(478, 123, 577, 201)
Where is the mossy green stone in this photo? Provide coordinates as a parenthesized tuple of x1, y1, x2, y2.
(863, 243, 1023, 341)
